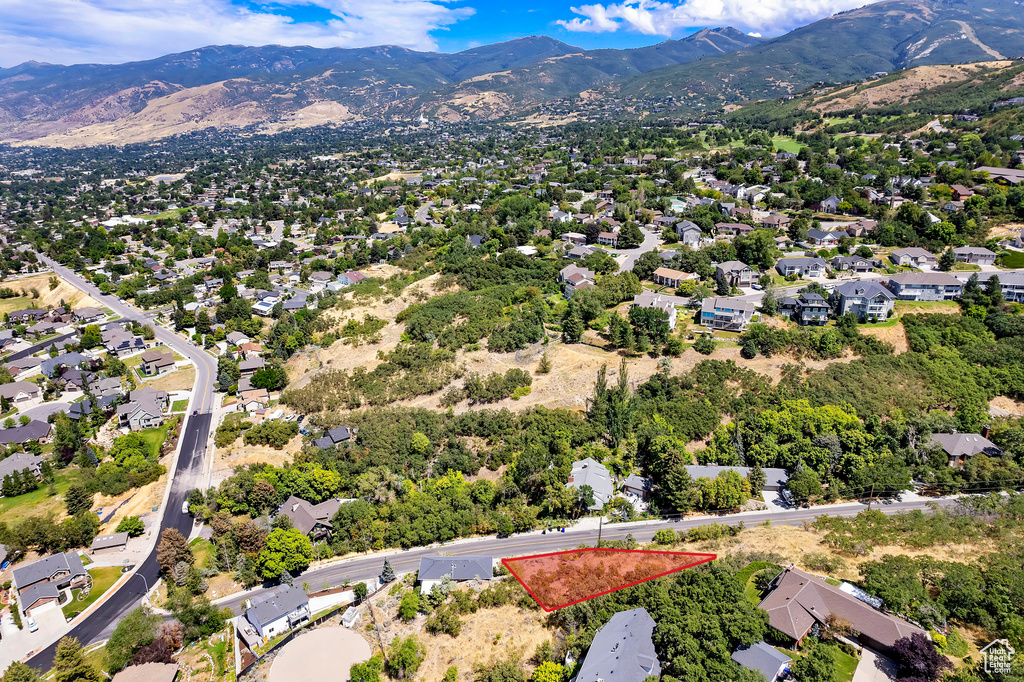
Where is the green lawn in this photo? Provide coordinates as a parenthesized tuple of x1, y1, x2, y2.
(772, 137, 806, 154)
(63, 566, 123, 619)
(171, 399, 189, 412)
(1000, 251, 1024, 268)
(895, 300, 961, 314)
(833, 647, 860, 682)
(953, 263, 981, 272)
(189, 537, 215, 569)
(138, 417, 179, 458)
(0, 471, 77, 523)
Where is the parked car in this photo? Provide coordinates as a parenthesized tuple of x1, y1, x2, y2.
(182, 498, 191, 515)
(27, 618, 38, 632)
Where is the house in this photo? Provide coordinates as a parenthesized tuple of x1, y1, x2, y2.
(245, 585, 310, 640)
(716, 261, 758, 287)
(885, 272, 964, 301)
(700, 297, 757, 332)
(685, 464, 789, 491)
(41, 352, 90, 378)
(831, 281, 896, 321)
(276, 495, 350, 539)
(111, 663, 178, 682)
(675, 221, 703, 246)
(117, 388, 168, 431)
(313, 426, 353, 449)
(0, 420, 53, 445)
(559, 264, 596, 284)
(4, 356, 43, 378)
(984, 272, 1024, 304)
(239, 357, 266, 377)
(889, 247, 936, 267)
(567, 244, 598, 260)
(782, 293, 830, 326)
(775, 258, 826, 278)
(418, 556, 494, 593)
(950, 184, 973, 201)
(226, 331, 250, 346)
(561, 232, 587, 246)
(140, 350, 175, 376)
(0, 451, 43, 482)
(631, 292, 678, 330)
(68, 395, 117, 421)
(90, 532, 130, 555)
(95, 377, 123, 398)
(830, 255, 874, 273)
(238, 389, 270, 412)
(806, 229, 842, 246)
(72, 307, 105, 324)
(650, 267, 691, 289)
(8, 309, 48, 325)
(566, 458, 613, 510)
(575, 608, 661, 682)
(337, 270, 367, 287)
(732, 642, 791, 682)
(622, 474, 653, 500)
(12, 551, 88, 614)
(102, 327, 146, 357)
(931, 431, 1002, 468)
(0, 380, 41, 404)
(759, 567, 927, 657)
(759, 213, 792, 230)
(953, 246, 997, 266)
(596, 231, 618, 247)
(811, 195, 841, 213)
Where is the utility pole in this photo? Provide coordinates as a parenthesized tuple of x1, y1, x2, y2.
(361, 533, 388, 666)
(596, 516, 603, 548)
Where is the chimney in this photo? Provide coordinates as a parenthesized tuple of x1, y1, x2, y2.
(981, 425, 991, 439)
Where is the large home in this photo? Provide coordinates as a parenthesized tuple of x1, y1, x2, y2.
(775, 258, 826, 278)
(418, 556, 494, 593)
(810, 195, 841, 213)
(830, 255, 874, 273)
(0, 380, 41, 404)
(72, 307, 105, 324)
(0, 451, 44, 483)
(700, 297, 757, 332)
(716, 261, 758, 287)
(117, 388, 168, 431)
(806, 229, 842, 246)
(41, 352, 91, 378)
(732, 642, 792, 682)
(244, 585, 310, 640)
(631, 292, 678, 330)
(313, 426, 353, 449)
(140, 350, 175, 376)
(675, 221, 703, 246)
(0, 420, 53, 445)
(781, 293, 830, 326)
(930, 432, 1003, 468)
(889, 247, 936, 268)
(276, 495, 351, 539)
(759, 567, 927, 657)
(953, 246, 997, 266)
(650, 267, 692, 289)
(885, 272, 964, 301)
(575, 608, 661, 682)
(90, 532, 130, 555)
(831, 281, 896, 321)
(8, 309, 49, 325)
(597, 231, 619, 247)
(12, 551, 88, 614)
(239, 357, 266, 377)
(560, 231, 587, 246)
(102, 326, 147, 357)
(684, 464, 789, 491)
(983, 272, 1024, 304)
(560, 265, 596, 299)
(226, 331, 251, 346)
(566, 458, 613, 511)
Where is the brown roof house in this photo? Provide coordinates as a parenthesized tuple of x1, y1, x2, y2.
(759, 567, 926, 657)
(140, 350, 175, 376)
(275, 495, 353, 540)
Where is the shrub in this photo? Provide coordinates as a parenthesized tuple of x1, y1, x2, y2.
(652, 528, 677, 545)
(694, 335, 716, 355)
(116, 516, 146, 537)
(803, 552, 847, 574)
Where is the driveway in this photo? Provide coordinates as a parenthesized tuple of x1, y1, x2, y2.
(19, 402, 70, 421)
(610, 227, 662, 272)
(0, 601, 67, 671)
(852, 648, 898, 682)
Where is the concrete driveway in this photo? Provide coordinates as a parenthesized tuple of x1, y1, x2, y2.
(0, 601, 67, 671)
(852, 648, 898, 682)
(18, 402, 70, 421)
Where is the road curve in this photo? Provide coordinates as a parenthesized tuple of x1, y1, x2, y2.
(27, 255, 218, 672)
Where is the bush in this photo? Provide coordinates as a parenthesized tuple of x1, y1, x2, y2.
(116, 516, 146, 537)
(694, 335, 716, 355)
(398, 590, 420, 621)
(803, 552, 847, 574)
(243, 420, 299, 449)
(652, 528, 677, 545)
(426, 604, 462, 637)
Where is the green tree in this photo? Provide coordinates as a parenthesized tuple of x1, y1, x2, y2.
(399, 590, 421, 621)
(64, 484, 93, 516)
(167, 593, 226, 644)
(104, 606, 160, 673)
(631, 251, 663, 281)
(349, 655, 384, 682)
(938, 248, 956, 272)
(116, 516, 146, 537)
(53, 637, 101, 682)
(387, 636, 425, 679)
(530, 662, 566, 682)
(380, 557, 397, 584)
(617, 221, 644, 249)
(256, 528, 313, 580)
(79, 325, 102, 350)
(790, 641, 837, 682)
(1, 662, 41, 682)
(561, 304, 584, 344)
(694, 335, 716, 355)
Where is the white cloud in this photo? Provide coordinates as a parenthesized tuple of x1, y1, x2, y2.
(0, 0, 474, 67)
(556, 0, 878, 37)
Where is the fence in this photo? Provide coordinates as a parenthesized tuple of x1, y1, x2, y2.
(235, 601, 350, 681)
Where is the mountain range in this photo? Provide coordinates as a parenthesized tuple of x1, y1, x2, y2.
(1, 0, 1022, 147)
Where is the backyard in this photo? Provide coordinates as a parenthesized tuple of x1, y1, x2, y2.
(0, 470, 77, 524)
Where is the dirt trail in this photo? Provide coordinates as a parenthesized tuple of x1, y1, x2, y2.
(953, 21, 1005, 60)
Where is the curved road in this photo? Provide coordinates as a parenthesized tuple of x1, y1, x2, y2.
(27, 255, 218, 672)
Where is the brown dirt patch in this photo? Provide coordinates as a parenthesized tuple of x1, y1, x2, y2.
(144, 365, 196, 392)
(859, 323, 909, 353)
(990, 395, 1024, 415)
(212, 432, 303, 483)
(2, 272, 103, 311)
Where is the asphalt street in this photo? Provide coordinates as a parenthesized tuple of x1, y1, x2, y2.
(215, 494, 959, 617)
(26, 255, 217, 672)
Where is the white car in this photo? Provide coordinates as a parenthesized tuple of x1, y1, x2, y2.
(182, 499, 190, 515)
(27, 618, 38, 632)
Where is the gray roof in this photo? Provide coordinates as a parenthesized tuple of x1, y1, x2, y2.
(13, 552, 86, 589)
(930, 433, 1002, 458)
(0, 451, 44, 480)
(886, 272, 963, 286)
(833, 281, 895, 300)
(239, 357, 265, 372)
(567, 458, 613, 510)
(776, 257, 826, 268)
(0, 420, 53, 444)
(313, 426, 351, 448)
(41, 352, 90, 377)
(91, 532, 130, 551)
(0, 381, 41, 400)
(246, 585, 309, 628)
(418, 556, 493, 582)
(576, 608, 661, 682)
(18, 581, 60, 608)
(684, 465, 789, 489)
(732, 641, 791, 681)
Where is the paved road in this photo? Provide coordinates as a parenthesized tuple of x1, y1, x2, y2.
(3, 331, 79, 363)
(26, 255, 218, 672)
(610, 227, 662, 273)
(214, 494, 959, 617)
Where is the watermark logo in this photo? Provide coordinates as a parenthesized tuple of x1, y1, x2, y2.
(982, 638, 1015, 675)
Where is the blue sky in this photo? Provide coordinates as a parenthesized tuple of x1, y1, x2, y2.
(0, 0, 877, 67)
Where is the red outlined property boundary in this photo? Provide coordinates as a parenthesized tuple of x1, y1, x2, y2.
(502, 548, 717, 612)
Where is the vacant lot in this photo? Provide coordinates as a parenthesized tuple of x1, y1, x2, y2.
(0, 272, 103, 315)
(0, 470, 77, 524)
